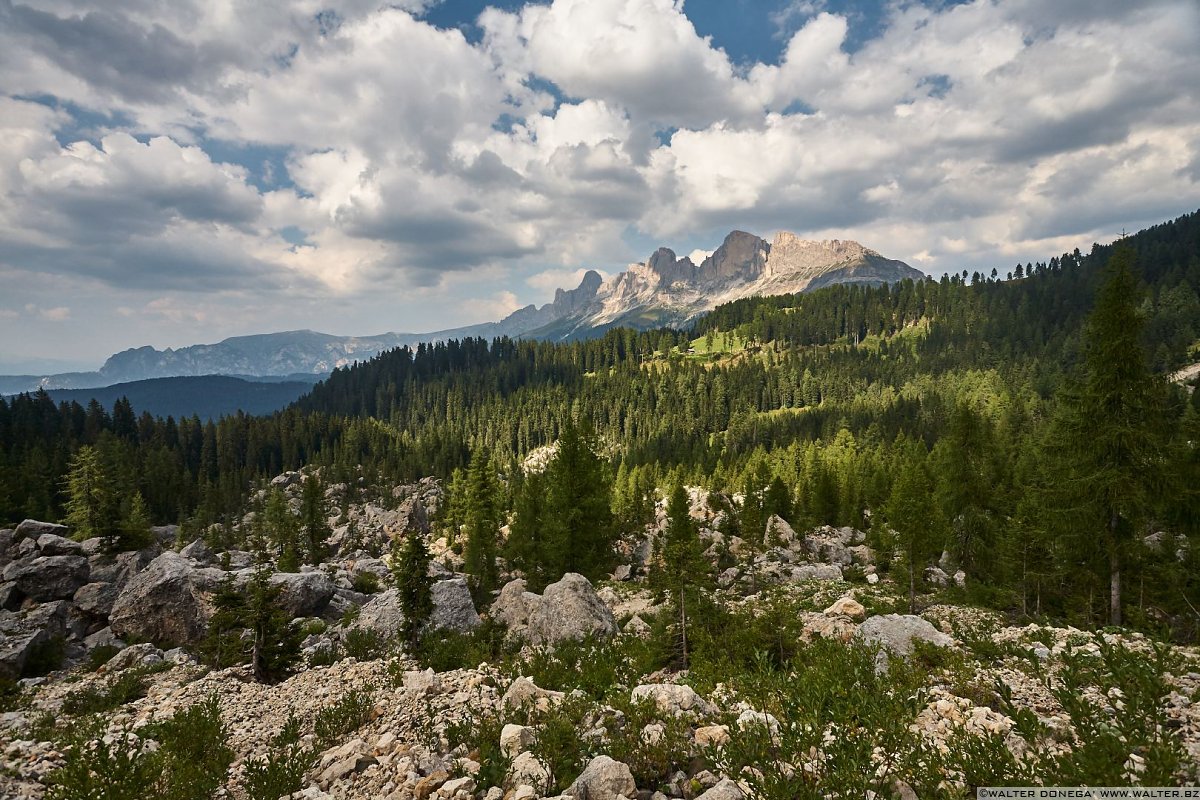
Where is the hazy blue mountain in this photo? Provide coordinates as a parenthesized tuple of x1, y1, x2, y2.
(40, 375, 317, 420)
(2, 231, 919, 390)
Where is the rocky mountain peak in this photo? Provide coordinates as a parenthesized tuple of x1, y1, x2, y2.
(697, 230, 769, 284)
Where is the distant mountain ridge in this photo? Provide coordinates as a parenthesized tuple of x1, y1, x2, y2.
(3, 230, 920, 391)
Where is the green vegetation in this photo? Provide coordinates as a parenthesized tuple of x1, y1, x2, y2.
(1, 211, 1198, 641)
(313, 687, 375, 749)
(200, 566, 301, 683)
(45, 695, 233, 800)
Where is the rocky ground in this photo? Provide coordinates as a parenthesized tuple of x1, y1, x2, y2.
(2, 475, 1198, 798)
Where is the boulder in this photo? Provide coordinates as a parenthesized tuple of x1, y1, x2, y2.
(0, 601, 68, 679)
(269, 572, 335, 617)
(500, 724, 537, 758)
(73, 582, 119, 618)
(823, 596, 866, 621)
(568, 755, 636, 800)
(429, 577, 480, 633)
(179, 539, 214, 564)
(88, 546, 159, 589)
(855, 614, 954, 657)
(83, 627, 124, 652)
(105, 642, 164, 671)
(490, 579, 540, 637)
(2, 555, 89, 602)
(0, 529, 13, 567)
(925, 566, 951, 587)
(694, 725, 730, 748)
(351, 589, 406, 638)
(14, 520, 69, 541)
(696, 779, 745, 800)
(507, 752, 551, 794)
(502, 676, 564, 711)
(527, 573, 618, 646)
(109, 551, 208, 646)
(631, 684, 716, 717)
(764, 515, 797, 546)
(791, 564, 843, 581)
(623, 615, 651, 638)
(36, 533, 83, 557)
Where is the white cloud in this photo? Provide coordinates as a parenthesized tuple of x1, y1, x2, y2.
(25, 303, 71, 321)
(0, 0, 1197, 356)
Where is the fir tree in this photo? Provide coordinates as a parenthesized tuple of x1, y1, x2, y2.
(300, 473, 330, 565)
(392, 532, 434, 651)
(1046, 246, 1173, 626)
(63, 445, 116, 547)
(883, 443, 943, 614)
(119, 491, 154, 551)
(542, 417, 614, 581)
(463, 448, 501, 593)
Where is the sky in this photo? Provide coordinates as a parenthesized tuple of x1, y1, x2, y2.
(2, 0, 1199, 371)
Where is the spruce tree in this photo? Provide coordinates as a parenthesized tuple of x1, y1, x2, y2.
(263, 488, 300, 571)
(300, 473, 330, 565)
(63, 445, 117, 547)
(542, 417, 614, 581)
(883, 443, 943, 613)
(463, 448, 501, 593)
(507, 469, 549, 589)
(1046, 246, 1172, 626)
(119, 491, 154, 551)
(392, 532, 434, 651)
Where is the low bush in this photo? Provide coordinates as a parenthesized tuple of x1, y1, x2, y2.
(351, 572, 381, 594)
(61, 665, 166, 716)
(242, 713, 314, 800)
(343, 628, 389, 661)
(314, 687, 375, 749)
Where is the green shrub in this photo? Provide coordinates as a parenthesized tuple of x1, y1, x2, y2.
(45, 717, 160, 800)
(343, 628, 388, 661)
(147, 694, 233, 800)
(0, 677, 25, 713)
(298, 618, 328, 637)
(418, 618, 513, 673)
(242, 713, 314, 800)
(61, 666, 163, 716)
(85, 644, 122, 672)
(308, 643, 342, 667)
(351, 572, 381, 594)
(511, 630, 669, 701)
(45, 695, 232, 800)
(313, 687, 375, 749)
(445, 710, 510, 790)
(23, 635, 65, 677)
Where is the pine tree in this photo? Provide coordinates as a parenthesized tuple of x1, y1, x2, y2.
(1046, 246, 1173, 626)
(883, 443, 943, 613)
(263, 488, 300, 571)
(63, 445, 116, 547)
(656, 484, 713, 671)
(201, 566, 300, 683)
(119, 491, 154, 551)
(507, 470, 549, 589)
(392, 532, 434, 651)
(300, 473, 330, 565)
(542, 417, 614, 581)
(463, 448, 501, 593)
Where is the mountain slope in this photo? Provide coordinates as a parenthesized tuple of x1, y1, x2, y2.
(43, 375, 315, 420)
(3, 230, 919, 389)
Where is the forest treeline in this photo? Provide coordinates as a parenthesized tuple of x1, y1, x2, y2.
(1, 210, 1199, 635)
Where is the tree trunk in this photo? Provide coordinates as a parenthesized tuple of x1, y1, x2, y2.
(1109, 512, 1122, 627)
(908, 555, 916, 614)
(679, 589, 689, 673)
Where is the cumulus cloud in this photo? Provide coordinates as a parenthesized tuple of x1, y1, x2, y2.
(0, 0, 1197, 353)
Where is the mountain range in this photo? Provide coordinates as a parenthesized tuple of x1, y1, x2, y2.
(2, 230, 920, 393)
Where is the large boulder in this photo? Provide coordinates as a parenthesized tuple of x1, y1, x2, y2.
(491, 579, 540, 637)
(429, 577, 480, 633)
(352, 589, 406, 639)
(14, 520, 69, 541)
(0, 601, 68, 680)
(855, 614, 954, 656)
(269, 572, 335, 617)
(36, 533, 83, 557)
(109, 551, 208, 646)
(568, 755, 636, 800)
(352, 578, 482, 638)
(631, 683, 716, 717)
(2, 555, 89, 602)
(73, 582, 119, 618)
(522, 573, 617, 646)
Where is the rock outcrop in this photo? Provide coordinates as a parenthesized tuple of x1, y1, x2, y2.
(109, 552, 209, 646)
(492, 574, 617, 646)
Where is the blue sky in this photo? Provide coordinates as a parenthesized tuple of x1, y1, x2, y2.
(1, 0, 1198, 370)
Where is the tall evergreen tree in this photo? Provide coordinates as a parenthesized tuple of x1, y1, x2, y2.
(300, 473, 330, 565)
(392, 532, 434, 651)
(507, 469, 550, 589)
(1046, 246, 1173, 626)
(542, 417, 614, 581)
(463, 448, 501, 593)
(883, 442, 943, 613)
(63, 445, 116, 546)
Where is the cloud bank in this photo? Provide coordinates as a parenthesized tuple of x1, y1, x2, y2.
(1, 0, 1198, 361)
